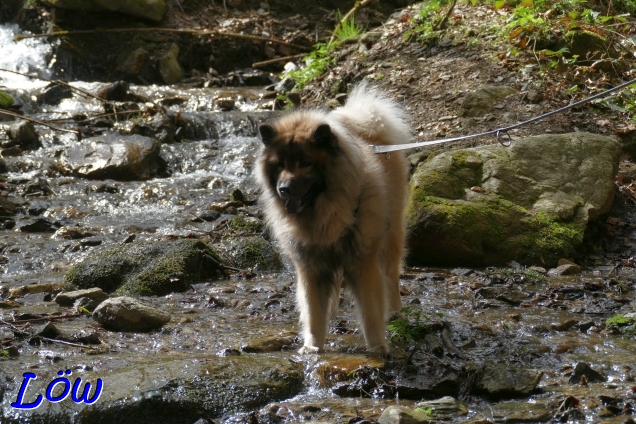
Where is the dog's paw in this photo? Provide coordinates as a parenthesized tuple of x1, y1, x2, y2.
(298, 345, 321, 354)
(368, 343, 390, 356)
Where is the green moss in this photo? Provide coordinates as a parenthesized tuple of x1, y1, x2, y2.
(228, 215, 265, 234)
(64, 239, 224, 296)
(0, 91, 14, 109)
(226, 236, 282, 271)
(606, 314, 633, 329)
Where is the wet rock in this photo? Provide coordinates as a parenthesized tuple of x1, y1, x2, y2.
(74, 296, 101, 312)
(24, 178, 55, 196)
(240, 331, 296, 353)
(18, 218, 62, 233)
(34, 322, 63, 338)
(275, 77, 295, 93)
(62, 134, 167, 181)
(473, 366, 543, 398)
(0, 355, 303, 423)
(461, 85, 517, 117)
(225, 236, 282, 271)
(96, 81, 130, 102)
(378, 405, 435, 424)
(242, 70, 276, 86)
(55, 287, 109, 307)
(8, 282, 73, 298)
(6, 120, 41, 150)
(52, 225, 95, 240)
(407, 132, 620, 266)
(130, 112, 177, 144)
(550, 319, 579, 331)
(64, 239, 225, 295)
(490, 401, 551, 422)
(313, 354, 386, 388)
(40, 0, 166, 21)
(37, 83, 73, 106)
(0, 158, 6, 174)
(116, 48, 150, 76)
(159, 44, 185, 85)
(476, 286, 528, 306)
(92, 296, 170, 332)
(568, 361, 607, 383)
(197, 210, 221, 222)
(215, 97, 235, 111)
(0, 197, 17, 217)
(414, 396, 468, 419)
(548, 263, 582, 276)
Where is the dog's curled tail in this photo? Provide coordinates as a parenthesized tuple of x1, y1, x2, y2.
(332, 81, 412, 146)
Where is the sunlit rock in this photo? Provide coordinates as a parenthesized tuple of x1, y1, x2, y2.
(407, 132, 621, 266)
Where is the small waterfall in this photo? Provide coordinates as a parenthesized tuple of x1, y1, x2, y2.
(0, 23, 57, 87)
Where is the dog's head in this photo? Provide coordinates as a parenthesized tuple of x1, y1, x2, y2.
(258, 115, 341, 216)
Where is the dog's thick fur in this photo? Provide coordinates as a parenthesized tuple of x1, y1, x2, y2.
(255, 83, 410, 354)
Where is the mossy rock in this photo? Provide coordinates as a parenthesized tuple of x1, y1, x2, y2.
(228, 215, 265, 234)
(64, 239, 224, 296)
(224, 236, 283, 271)
(0, 91, 14, 109)
(407, 132, 620, 266)
(557, 29, 619, 62)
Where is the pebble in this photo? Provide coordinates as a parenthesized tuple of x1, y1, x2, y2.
(55, 288, 109, 306)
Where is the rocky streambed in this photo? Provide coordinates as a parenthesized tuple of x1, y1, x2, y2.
(1, 14, 636, 424)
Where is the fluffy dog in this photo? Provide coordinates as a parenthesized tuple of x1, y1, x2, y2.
(255, 83, 410, 354)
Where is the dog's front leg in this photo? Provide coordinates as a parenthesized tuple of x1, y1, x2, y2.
(295, 266, 333, 354)
(349, 260, 389, 355)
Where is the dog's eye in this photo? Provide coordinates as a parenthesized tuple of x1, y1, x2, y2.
(299, 161, 312, 168)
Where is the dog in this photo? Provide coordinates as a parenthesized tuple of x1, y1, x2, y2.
(255, 82, 411, 354)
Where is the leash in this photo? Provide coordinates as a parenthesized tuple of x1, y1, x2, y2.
(372, 77, 636, 154)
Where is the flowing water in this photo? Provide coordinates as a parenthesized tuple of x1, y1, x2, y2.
(1, 24, 636, 423)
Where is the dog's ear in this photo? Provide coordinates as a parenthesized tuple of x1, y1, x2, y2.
(258, 124, 276, 146)
(312, 124, 337, 150)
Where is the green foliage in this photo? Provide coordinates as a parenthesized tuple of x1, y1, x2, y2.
(491, 267, 546, 283)
(286, 43, 335, 91)
(387, 307, 442, 343)
(334, 11, 364, 42)
(606, 314, 633, 329)
(405, 0, 451, 40)
(600, 83, 636, 123)
(414, 407, 434, 415)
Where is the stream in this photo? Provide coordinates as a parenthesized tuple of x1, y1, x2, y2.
(1, 23, 636, 424)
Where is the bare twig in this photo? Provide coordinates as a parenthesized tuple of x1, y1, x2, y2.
(433, 0, 458, 31)
(252, 54, 305, 68)
(8, 313, 83, 324)
(15, 28, 310, 51)
(0, 68, 104, 102)
(39, 336, 96, 349)
(0, 109, 80, 134)
(329, 0, 373, 45)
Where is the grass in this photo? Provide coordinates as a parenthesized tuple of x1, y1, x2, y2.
(334, 10, 364, 42)
(387, 307, 443, 343)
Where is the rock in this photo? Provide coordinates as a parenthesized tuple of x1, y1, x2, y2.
(8, 282, 73, 298)
(0, 197, 17, 217)
(526, 90, 544, 104)
(490, 401, 551, 423)
(159, 44, 185, 85)
(55, 288, 109, 306)
(461, 85, 517, 117)
(52, 226, 95, 240)
(64, 239, 225, 295)
(96, 81, 130, 102)
(197, 210, 221, 222)
(215, 97, 235, 111)
(475, 286, 528, 306)
(568, 361, 607, 383)
(33, 322, 63, 339)
(18, 218, 61, 233)
(378, 405, 435, 424)
(473, 366, 543, 398)
(130, 112, 177, 144)
(40, 0, 166, 21)
(0, 91, 15, 108)
(37, 83, 73, 106)
(241, 70, 275, 86)
(6, 120, 41, 150)
(313, 354, 386, 388)
(61, 134, 167, 181)
(407, 132, 621, 266)
(414, 396, 468, 419)
(224, 236, 283, 271)
(116, 48, 150, 76)
(275, 77, 295, 93)
(557, 30, 619, 63)
(548, 263, 582, 276)
(0, 356, 303, 422)
(240, 332, 296, 353)
(92, 296, 170, 332)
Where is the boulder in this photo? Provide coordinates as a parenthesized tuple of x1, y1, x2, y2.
(64, 239, 225, 295)
(92, 296, 170, 332)
(407, 132, 620, 266)
(41, 0, 166, 22)
(116, 48, 150, 76)
(0, 91, 14, 109)
(37, 83, 73, 106)
(473, 366, 543, 398)
(61, 134, 167, 180)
